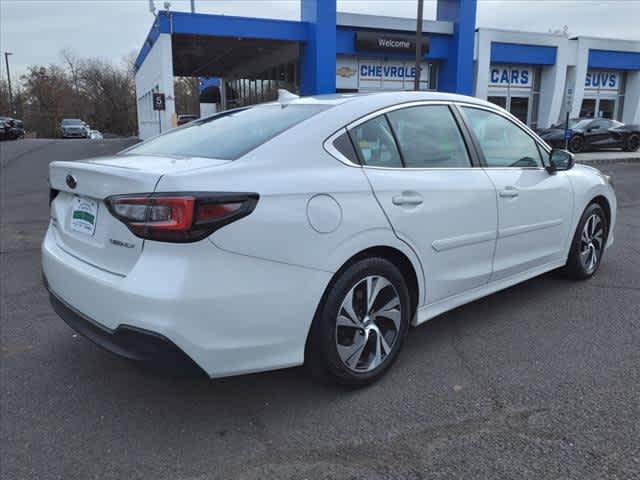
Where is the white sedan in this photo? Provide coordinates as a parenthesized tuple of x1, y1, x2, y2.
(42, 91, 616, 386)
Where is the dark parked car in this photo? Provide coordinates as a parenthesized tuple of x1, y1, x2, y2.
(60, 118, 90, 138)
(0, 117, 24, 140)
(538, 118, 640, 153)
(0, 117, 25, 140)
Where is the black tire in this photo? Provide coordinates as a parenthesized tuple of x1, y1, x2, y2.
(568, 135, 585, 153)
(306, 257, 411, 387)
(624, 134, 640, 152)
(562, 203, 608, 280)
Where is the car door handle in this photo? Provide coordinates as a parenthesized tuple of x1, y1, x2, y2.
(392, 194, 424, 206)
(499, 187, 519, 198)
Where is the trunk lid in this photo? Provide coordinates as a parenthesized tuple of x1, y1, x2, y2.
(48, 154, 230, 275)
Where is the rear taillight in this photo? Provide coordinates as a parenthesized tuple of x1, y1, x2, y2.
(105, 192, 258, 243)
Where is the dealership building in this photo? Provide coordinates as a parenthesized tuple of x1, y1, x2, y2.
(134, 0, 640, 139)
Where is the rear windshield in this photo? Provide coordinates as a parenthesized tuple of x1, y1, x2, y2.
(62, 119, 83, 125)
(125, 104, 329, 160)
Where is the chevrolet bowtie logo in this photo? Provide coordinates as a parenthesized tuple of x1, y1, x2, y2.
(336, 67, 356, 78)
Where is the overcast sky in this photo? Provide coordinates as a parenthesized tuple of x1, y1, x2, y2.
(2, 0, 639, 78)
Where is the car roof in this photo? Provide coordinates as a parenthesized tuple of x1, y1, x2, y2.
(264, 90, 495, 110)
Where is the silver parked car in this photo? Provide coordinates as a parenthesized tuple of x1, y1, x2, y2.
(60, 119, 90, 138)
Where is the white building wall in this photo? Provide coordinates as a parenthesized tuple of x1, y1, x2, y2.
(134, 33, 176, 140)
(475, 30, 640, 127)
(569, 37, 640, 124)
(625, 71, 640, 124)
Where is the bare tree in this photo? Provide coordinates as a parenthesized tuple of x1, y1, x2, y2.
(17, 50, 138, 138)
(60, 49, 84, 113)
(80, 58, 137, 136)
(21, 65, 74, 137)
(174, 77, 200, 116)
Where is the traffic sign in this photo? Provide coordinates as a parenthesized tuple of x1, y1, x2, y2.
(153, 93, 166, 111)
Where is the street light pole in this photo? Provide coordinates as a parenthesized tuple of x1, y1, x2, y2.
(414, 0, 424, 91)
(190, 0, 195, 13)
(4, 52, 13, 114)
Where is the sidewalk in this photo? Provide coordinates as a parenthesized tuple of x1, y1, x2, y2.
(575, 150, 640, 165)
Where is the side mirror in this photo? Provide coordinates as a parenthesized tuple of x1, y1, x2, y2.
(547, 149, 575, 173)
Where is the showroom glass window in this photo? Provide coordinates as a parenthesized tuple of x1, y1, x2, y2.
(462, 107, 543, 168)
(386, 105, 471, 168)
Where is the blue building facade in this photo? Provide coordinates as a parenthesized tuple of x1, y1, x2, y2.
(133, 0, 640, 139)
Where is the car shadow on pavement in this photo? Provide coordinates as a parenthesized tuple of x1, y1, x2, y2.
(53, 268, 571, 401)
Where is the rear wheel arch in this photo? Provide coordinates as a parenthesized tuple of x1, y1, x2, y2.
(305, 245, 421, 361)
(340, 246, 420, 319)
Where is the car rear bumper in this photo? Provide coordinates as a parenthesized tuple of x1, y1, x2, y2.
(41, 224, 332, 378)
(45, 280, 205, 373)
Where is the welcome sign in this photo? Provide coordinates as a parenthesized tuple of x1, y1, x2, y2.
(355, 31, 430, 55)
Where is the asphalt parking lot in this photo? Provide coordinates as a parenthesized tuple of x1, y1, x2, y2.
(1, 139, 639, 480)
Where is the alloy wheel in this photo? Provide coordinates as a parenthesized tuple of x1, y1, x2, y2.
(580, 213, 604, 274)
(335, 275, 402, 373)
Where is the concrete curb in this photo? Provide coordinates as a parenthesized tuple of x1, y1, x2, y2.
(576, 156, 640, 165)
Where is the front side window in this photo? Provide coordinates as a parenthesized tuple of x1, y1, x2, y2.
(125, 104, 329, 160)
(349, 115, 402, 168)
(462, 107, 543, 168)
(387, 105, 471, 168)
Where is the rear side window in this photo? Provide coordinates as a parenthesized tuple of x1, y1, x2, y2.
(462, 107, 543, 168)
(332, 131, 359, 164)
(126, 104, 329, 160)
(387, 105, 471, 168)
(349, 116, 403, 168)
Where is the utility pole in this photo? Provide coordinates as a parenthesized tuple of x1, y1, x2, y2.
(4, 52, 13, 114)
(190, 0, 195, 13)
(413, 0, 424, 91)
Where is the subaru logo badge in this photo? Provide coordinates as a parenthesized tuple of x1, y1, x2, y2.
(66, 174, 77, 189)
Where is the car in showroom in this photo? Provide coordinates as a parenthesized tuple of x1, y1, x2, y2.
(538, 117, 640, 153)
(60, 118, 90, 138)
(42, 91, 616, 386)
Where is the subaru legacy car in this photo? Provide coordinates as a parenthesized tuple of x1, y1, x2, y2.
(42, 91, 616, 386)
